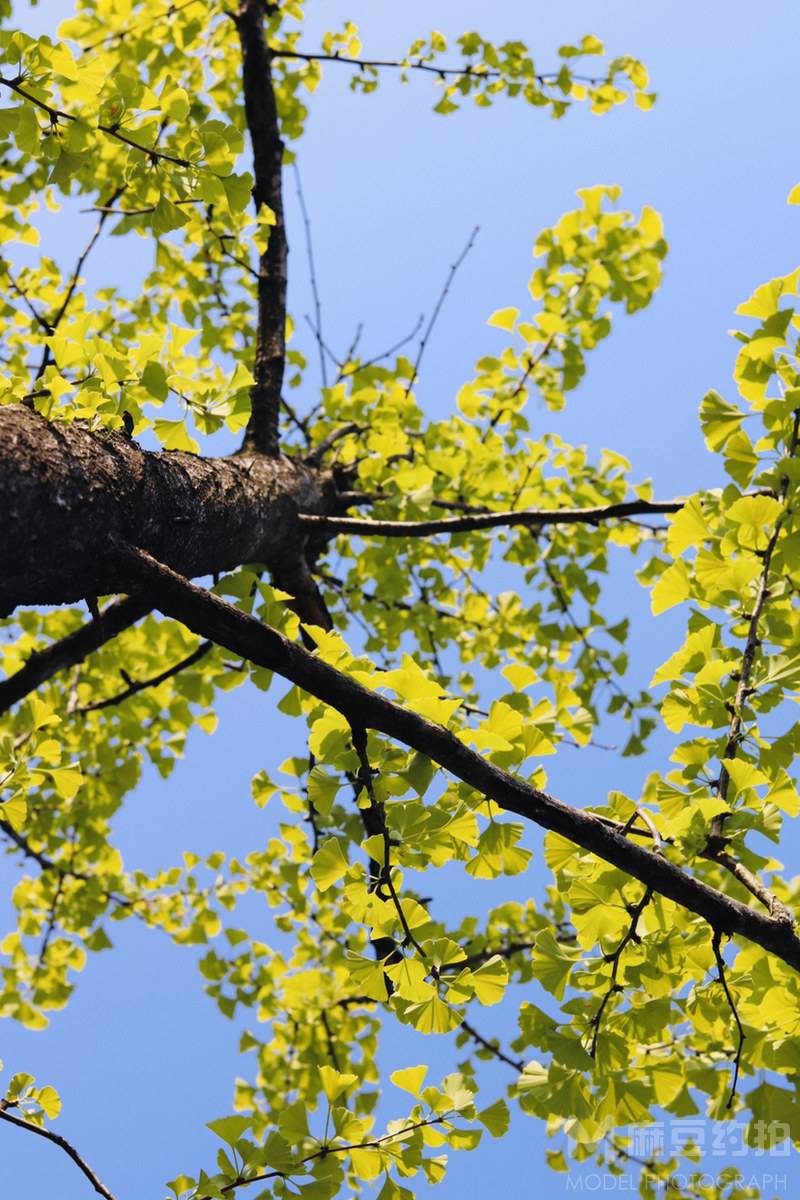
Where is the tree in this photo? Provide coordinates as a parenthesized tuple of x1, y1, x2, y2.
(1, 0, 799, 1196)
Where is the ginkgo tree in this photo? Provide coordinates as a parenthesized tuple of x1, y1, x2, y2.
(0, 1, 799, 1197)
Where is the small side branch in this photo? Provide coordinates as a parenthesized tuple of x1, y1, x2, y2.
(271, 48, 606, 88)
(77, 640, 212, 713)
(405, 226, 479, 399)
(298, 497, 686, 539)
(0, 1107, 118, 1200)
(711, 930, 745, 1108)
(351, 724, 427, 959)
(702, 846, 792, 924)
(0, 596, 150, 716)
(36, 184, 126, 379)
(0, 75, 192, 169)
(588, 885, 653, 1057)
(460, 1017, 524, 1073)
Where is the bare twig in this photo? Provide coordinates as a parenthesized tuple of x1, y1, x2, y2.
(0, 1107, 118, 1200)
(405, 226, 479, 399)
(292, 160, 328, 389)
(460, 1017, 524, 1072)
(357, 313, 425, 371)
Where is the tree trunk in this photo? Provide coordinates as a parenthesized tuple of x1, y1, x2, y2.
(0, 404, 335, 613)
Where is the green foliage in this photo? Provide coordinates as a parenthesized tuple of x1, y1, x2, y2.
(1, 2, 799, 1199)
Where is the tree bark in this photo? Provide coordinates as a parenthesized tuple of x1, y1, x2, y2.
(0, 404, 335, 613)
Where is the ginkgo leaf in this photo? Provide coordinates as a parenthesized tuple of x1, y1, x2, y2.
(206, 1116, 251, 1147)
(487, 306, 519, 331)
(478, 1099, 510, 1138)
(468, 955, 509, 1006)
(390, 1065, 428, 1096)
(318, 1065, 358, 1102)
(310, 837, 349, 892)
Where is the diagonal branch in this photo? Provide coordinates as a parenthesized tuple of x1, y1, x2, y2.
(297, 497, 686, 538)
(0, 596, 150, 717)
(0, 75, 192, 169)
(36, 185, 126, 379)
(234, 0, 288, 457)
(111, 542, 800, 975)
(0, 1107, 118, 1200)
(77, 640, 212, 713)
(460, 1017, 524, 1072)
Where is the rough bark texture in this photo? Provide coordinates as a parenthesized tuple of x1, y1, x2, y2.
(0, 404, 335, 612)
(236, 0, 287, 457)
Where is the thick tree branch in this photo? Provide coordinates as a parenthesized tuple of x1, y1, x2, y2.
(0, 595, 150, 716)
(0, 1107, 117, 1200)
(235, 0, 288, 456)
(111, 544, 800, 974)
(298, 497, 685, 538)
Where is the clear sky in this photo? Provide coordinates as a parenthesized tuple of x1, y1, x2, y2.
(3, 1, 800, 1197)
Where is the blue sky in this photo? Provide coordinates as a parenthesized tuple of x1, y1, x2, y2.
(3, 0, 800, 1196)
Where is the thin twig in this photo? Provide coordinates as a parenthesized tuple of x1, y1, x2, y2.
(272, 48, 606, 88)
(358, 313, 425, 371)
(0, 1108, 118, 1200)
(404, 226, 479, 399)
(212, 1114, 448, 1197)
(292, 160, 328, 389)
(588, 886, 653, 1057)
(460, 1017, 524, 1072)
(351, 724, 427, 959)
(77, 641, 212, 713)
(711, 930, 745, 1108)
(703, 408, 800, 924)
(0, 76, 193, 168)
